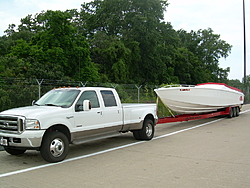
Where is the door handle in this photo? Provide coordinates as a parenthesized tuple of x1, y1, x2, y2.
(66, 116, 74, 119)
(97, 111, 102, 115)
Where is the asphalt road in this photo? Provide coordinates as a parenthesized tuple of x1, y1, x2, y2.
(1, 105, 250, 188)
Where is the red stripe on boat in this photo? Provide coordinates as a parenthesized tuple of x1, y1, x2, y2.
(196, 83, 243, 93)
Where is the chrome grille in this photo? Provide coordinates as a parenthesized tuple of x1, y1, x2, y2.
(0, 115, 25, 133)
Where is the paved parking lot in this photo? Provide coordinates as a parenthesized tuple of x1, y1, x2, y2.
(1, 104, 250, 188)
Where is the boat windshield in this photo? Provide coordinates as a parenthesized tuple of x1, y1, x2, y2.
(35, 89, 80, 108)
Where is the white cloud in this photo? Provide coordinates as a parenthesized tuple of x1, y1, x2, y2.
(165, 0, 249, 80)
(0, 0, 91, 34)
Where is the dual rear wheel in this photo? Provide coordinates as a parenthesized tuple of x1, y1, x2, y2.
(133, 118, 155, 140)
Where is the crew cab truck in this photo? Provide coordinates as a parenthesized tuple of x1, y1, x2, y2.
(0, 87, 157, 162)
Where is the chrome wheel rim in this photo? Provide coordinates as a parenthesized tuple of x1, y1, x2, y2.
(50, 138, 64, 157)
(146, 123, 153, 137)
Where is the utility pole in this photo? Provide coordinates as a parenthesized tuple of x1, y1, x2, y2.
(243, 0, 247, 84)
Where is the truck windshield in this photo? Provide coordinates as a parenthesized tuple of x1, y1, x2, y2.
(35, 89, 80, 108)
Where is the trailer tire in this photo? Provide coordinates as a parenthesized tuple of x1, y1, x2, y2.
(233, 107, 237, 117)
(228, 108, 234, 118)
(235, 107, 240, 116)
(4, 147, 26, 155)
(133, 119, 154, 140)
(40, 131, 69, 163)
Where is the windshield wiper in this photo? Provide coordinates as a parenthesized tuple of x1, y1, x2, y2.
(45, 103, 60, 107)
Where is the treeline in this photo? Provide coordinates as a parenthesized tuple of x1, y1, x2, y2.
(0, 0, 248, 86)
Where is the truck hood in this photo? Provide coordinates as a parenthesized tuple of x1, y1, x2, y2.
(0, 106, 71, 119)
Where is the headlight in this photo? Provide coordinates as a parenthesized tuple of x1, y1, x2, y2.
(25, 119, 40, 130)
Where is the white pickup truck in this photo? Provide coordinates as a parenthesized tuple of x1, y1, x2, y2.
(0, 87, 157, 162)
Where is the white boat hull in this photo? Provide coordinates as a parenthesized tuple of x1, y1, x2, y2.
(154, 83, 244, 114)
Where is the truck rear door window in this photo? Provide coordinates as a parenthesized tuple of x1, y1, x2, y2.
(101, 90, 117, 107)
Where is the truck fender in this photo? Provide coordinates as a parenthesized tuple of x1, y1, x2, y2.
(42, 124, 71, 143)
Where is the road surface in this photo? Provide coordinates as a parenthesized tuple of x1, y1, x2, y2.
(1, 104, 250, 188)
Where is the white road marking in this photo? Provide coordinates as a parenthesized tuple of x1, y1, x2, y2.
(240, 109, 250, 114)
(0, 109, 249, 178)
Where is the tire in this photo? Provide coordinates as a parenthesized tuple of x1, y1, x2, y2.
(233, 107, 237, 117)
(133, 119, 154, 140)
(132, 130, 141, 140)
(228, 107, 234, 118)
(235, 107, 240, 117)
(4, 147, 26, 155)
(40, 131, 69, 163)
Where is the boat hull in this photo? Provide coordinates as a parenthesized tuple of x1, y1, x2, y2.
(154, 83, 244, 114)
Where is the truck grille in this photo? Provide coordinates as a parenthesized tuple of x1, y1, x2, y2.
(0, 115, 25, 134)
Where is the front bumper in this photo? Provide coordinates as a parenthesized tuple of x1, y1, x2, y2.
(0, 130, 45, 148)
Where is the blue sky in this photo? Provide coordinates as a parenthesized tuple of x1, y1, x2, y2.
(0, 0, 249, 80)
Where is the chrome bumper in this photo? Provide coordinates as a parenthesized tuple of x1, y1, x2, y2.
(0, 130, 45, 148)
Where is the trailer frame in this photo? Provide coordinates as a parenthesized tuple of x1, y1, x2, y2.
(157, 106, 240, 124)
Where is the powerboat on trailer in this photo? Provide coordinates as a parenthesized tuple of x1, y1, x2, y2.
(154, 83, 244, 114)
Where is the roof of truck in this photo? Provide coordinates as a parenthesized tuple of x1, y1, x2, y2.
(52, 87, 114, 91)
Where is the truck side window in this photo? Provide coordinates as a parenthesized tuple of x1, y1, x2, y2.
(101, 90, 117, 107)
(75, 91, 100, 111)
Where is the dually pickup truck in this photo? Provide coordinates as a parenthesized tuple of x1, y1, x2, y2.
(0, 87, 157, 162)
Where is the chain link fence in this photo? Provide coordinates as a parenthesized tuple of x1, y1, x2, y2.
(0, 78, 158, 111)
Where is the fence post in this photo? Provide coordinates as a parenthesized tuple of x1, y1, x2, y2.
(80, 81, 88, 87)
(135, 85, 142, 103)
(247, 86, 250, 103)
(111, 84, 118, 89)
(36, 79, 44, 99)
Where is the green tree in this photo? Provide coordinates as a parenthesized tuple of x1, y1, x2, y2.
(90, 32, 131, 83)
(80, 0, 169, 84)
(0, 56, 31, 78)
(155, 22, 182, 84)
(178, 28, 232, 82)
(0, 35, 14, 56)
(227, 79, 243, 88)
(1, 0, 235, 85)
(5, 10, 100, 81)
(173, 47, 198, 84)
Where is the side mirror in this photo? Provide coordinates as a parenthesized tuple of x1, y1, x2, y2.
(32, 100, 36, 106)
(83, 100, 92, 111)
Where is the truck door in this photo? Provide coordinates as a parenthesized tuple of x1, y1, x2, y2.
(73, 90, 103, 132)
(100, 90, 123, 131)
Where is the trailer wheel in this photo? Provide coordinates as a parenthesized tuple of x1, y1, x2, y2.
(4, 147, 26, 155)
(40, 131, 69, 163)
(233, 107, 237, 117)
(235, 107, 240, 116)
(133, 119, 154, 140)
(228, 107, 234, 118)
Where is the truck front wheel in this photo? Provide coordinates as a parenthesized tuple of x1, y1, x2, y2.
(40, 131, 69, 163)
(133, 119, 154, 140)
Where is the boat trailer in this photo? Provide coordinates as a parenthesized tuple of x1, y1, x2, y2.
(157, 106, 240, 124)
